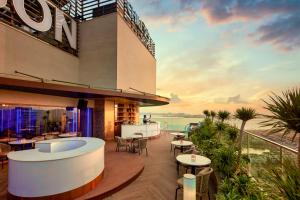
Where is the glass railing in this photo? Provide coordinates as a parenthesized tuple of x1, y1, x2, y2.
(243, 131, 297, 181)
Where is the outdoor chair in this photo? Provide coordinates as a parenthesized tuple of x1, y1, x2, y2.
(171, 135, 186, 152)
(115, 136, 130, 152)
(183, 145, 202, 155)
(133, 138, 148, 156)
(177, 162, 190, 177)
(0, 143, 11, 169)
(175, 167, 213, 200)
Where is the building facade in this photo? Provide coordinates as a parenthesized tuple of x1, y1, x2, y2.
(0, 0, 169, 140)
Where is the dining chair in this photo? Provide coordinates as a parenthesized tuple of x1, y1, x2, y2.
(115, 136, 130, 152)
(171, 135, 185, 152)
(0, 143, 11, 169)
(133, 138, 148, 156)
(175, 167, 213, 200)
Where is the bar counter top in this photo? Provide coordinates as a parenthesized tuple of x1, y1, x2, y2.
(8, 137, 105, 162)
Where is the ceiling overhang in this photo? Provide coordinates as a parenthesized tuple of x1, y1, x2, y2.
(0, 77, 170, 107)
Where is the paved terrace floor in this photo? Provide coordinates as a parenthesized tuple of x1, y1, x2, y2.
(0, 134, 209, 200)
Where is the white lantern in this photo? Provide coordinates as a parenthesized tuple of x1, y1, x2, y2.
(183, 174, 196, 200)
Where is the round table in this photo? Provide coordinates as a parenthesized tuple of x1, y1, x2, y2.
(171, 140, 193, 152)
(176, 154, 211, 174)
(170, 132, 185, 137)
(9, 139, 36, 150)
(127, 135, 143, 139)
(58, 133, 77, 138)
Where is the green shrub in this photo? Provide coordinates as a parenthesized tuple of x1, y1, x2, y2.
(217, 173, 264, 200)
(213, 146, 238, 178)
(268, 159, 300, 200)
(225, 126, 239, 143)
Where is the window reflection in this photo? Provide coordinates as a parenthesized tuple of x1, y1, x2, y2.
(0, 105, 93, 139)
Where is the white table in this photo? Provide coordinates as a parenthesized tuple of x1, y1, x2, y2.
(58, 133, 77, 138)
(171, 140, 193, 153)
(9, 139, 36, 150)
(170, 132, 185, 137)
(176, 154, 211, 174)
(125, 135, 143, 139)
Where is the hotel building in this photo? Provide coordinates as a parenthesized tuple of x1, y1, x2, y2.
(0, 0, 169, 141)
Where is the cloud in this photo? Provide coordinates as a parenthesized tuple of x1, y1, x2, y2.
(201, 0, 300, 24)
(129, 0, 201, 28)
(130, 0, 300, 50)
(199, 0, 300, 51)
(170, 93, 182, 103)
(227, 94, 247, 104)
(254, 13, 300, 51)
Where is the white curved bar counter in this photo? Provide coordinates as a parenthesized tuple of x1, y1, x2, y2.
(121, 122, 160, 138)
(7, 137, 105, 198)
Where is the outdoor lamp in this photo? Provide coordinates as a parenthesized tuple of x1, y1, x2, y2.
(183, 174, 196, 200)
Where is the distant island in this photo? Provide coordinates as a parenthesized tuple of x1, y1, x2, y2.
(140, 112, 205, 118)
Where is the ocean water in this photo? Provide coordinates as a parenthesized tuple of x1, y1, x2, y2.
(147, 116, 266, 131)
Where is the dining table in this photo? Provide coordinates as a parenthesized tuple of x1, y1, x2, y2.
(9, 139, 36, 150)
(171, 140, 193, 153)
(169, 132, 186, 137)
(58, 132, 78, 138)
(176, 154, 211, 174)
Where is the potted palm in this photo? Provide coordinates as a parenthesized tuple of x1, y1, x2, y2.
(234, 107, 257, 162)
(218, 110, 231, 123)
(261, 89, 300, 170)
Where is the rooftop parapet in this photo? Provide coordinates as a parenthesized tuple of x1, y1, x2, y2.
(0, 0, 155, 57)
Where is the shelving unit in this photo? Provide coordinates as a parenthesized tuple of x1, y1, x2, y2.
(114, 103, 139, 136)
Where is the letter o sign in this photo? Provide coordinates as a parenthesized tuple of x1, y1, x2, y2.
(13, 0, 52, 32)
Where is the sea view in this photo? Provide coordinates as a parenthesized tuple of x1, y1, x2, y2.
(145, 115, 266, 131)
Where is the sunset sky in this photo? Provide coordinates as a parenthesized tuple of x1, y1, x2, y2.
(131, 0, 300, 114)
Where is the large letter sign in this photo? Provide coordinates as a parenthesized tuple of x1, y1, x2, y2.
(0, 0, 7, 7)
(0, 0, 77, 50)
(55, 8, 77, 49)
(13, 0, 52, 32)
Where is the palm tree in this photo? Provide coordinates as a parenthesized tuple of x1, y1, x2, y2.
(234, 107, 257, 162)
(218, 110, 231, 123)
(261, 89, 300, 170)
(203, 110, 211, 119)
(211, 111, 216, 122)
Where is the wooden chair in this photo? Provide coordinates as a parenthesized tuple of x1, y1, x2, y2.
(133, 138, 148, 156)
(171, 135, 186, 152)
(0, 143, 11, 169)
(175, 167, 213, 200)
(115, 136, 130, 152)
